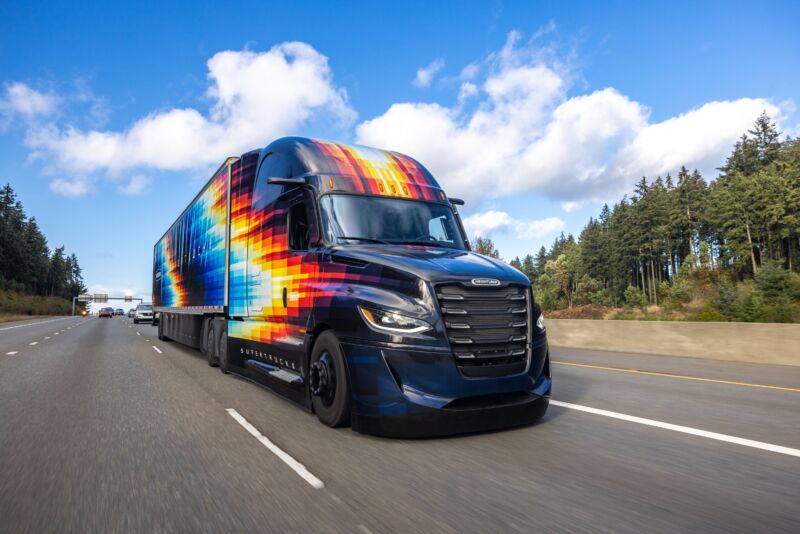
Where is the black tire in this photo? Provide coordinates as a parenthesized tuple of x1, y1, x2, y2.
(218, 329, 229, 374)
(133, 319, 138, 324)
(206, 321, 219, 367)
(157, 316, 169, 341)
(309, 331, 351, 428)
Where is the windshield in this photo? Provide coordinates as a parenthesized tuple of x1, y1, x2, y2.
(319, 194, 467, 249)
(138, 304, 152, 310)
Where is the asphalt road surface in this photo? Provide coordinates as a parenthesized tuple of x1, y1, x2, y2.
(1, 316, 798, 533)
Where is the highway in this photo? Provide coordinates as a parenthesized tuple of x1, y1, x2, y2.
(1, 316, 798, 533)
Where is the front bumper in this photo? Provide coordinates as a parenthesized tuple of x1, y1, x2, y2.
(134, 315, 153, 322)
(342, 336, 551, 438)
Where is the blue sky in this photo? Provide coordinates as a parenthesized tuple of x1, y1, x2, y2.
(1, 0, 798, 301)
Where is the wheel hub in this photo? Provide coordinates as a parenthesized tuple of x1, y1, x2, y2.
(310, 351, 336, 404)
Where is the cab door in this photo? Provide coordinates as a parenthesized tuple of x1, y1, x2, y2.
(244, 182, 320, 376)
(282, 189, 323, 349)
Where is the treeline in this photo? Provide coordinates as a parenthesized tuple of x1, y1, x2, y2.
(0, 184, 86, 299)
(498, 113, 800, 322)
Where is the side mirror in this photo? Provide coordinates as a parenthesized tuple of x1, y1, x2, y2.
(449, 197, 465, 206)
(267, 177, 307, 187)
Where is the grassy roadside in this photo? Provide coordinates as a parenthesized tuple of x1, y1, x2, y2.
(0, 290, 74, 320)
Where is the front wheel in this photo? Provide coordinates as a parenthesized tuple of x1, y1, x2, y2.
(309, 331, 351, 428)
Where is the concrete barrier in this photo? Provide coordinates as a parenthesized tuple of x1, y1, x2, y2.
(545, 319, 800, 366)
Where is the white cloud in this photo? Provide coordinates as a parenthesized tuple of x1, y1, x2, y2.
(462, 210, 513, 236)
(561, 201, 581, 213)
(413, 58, 445, 88)
(118, 174, 151, 195)
(532, 20, 557, 40)
(463, 210, 565, 240)
(24, 42, 355, 176)
(0, 82, 59, 121)
(49, 177, 90, 198)
(608, 98, 780, 182)
(356, 31, 787, 206)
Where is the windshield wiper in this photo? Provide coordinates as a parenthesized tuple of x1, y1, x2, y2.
(389, 240, 451, 248)
(337, 236, 391, 244)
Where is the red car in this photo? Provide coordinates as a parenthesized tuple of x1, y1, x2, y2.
(98, 307, 114, 318)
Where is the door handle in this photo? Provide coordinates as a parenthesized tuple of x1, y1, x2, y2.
(282, 287, 288, 307)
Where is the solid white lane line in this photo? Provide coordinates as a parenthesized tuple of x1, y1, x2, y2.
(551, 400, 800, 458)
(226, 408, 325, 489)
(28, 342, 38, 346)
(5, 351, 18, 355)
(152, 346, 163, 354)
(0, 317, 71, 332)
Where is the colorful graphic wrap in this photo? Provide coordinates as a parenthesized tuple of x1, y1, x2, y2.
(154, 137, 435, 349)
(303, 139, 444, 202)
(227, 154, 258, 316)
(227, 143, 420, 346)
(153, 164, 229, 308)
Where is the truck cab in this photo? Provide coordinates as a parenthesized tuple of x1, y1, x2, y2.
(154, 137, 550, 437)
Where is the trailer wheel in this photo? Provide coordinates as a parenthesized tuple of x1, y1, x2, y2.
(157, 315, 169, 341)
(206, 322, 219, 367)
(218, 330, 229, 374)
(309, 331, 351, 428)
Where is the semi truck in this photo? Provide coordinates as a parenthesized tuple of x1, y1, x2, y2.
(152, 137, 551, 436)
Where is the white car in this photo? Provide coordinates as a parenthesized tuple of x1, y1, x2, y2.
(133, 303, 154, 324)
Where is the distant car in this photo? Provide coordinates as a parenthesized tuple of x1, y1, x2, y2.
(114, 308, 124, 316)
(99, 307, 113, 318)
(133, 303, 154, 324)
(127, 309, 135, 318)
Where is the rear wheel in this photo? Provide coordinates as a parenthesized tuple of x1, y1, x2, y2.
(218, 329, 229, 374)
(309, 331, 350, 428)
(157, 316, 169, 341)
(206, 321, 219, 367)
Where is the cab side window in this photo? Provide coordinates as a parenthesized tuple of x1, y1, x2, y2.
(253, 153, 289, 211)
(288, 195, 318, 251)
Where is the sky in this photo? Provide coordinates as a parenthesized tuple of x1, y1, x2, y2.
(1, 0, 798, 302)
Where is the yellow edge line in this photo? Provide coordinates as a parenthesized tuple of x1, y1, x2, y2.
(553, 361, 800, 393)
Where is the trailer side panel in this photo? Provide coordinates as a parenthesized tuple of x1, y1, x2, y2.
(153, 163, 232, 312)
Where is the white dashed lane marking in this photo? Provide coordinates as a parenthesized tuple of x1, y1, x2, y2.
(551, 400, 800, 458)
(226, 408, 325, 489)
(28, 342, 37, 346)
(5, 351, 18, 355)
(152, 346, 163, 354)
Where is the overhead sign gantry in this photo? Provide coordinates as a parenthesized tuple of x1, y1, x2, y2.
(72, 294, 143, 315)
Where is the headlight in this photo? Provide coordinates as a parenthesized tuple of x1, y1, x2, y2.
(358, 306, 431, 334)
(535, 312, 545, 332)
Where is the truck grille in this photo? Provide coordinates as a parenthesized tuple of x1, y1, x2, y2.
(436, 283, 530, 378)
